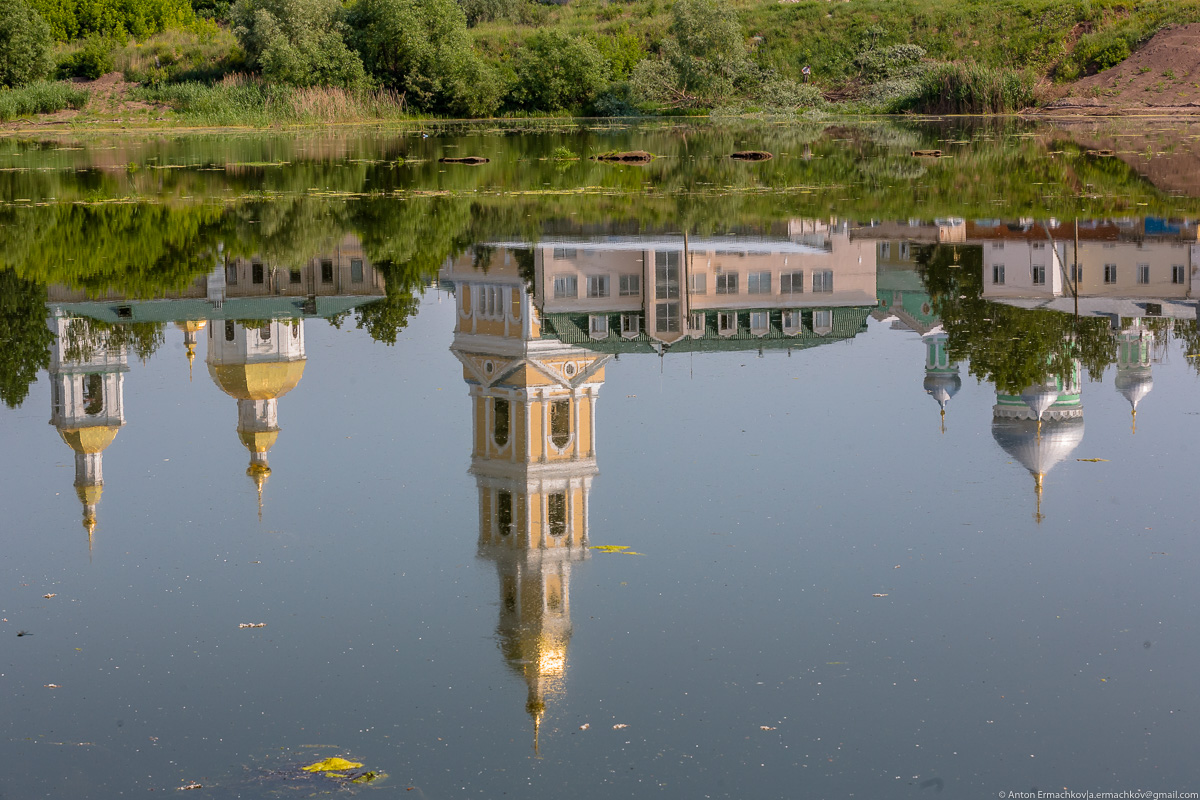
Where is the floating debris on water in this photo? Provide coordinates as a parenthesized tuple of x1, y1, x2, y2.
(238, 622, 267, 628)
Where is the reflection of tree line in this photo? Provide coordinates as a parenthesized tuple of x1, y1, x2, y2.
(917, 242, 1196, 395)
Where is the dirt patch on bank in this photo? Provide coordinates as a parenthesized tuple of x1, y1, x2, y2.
(1041, 24, 1200, 115)
(1, 72, 166, 131)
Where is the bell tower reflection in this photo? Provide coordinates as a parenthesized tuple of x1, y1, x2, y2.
(47, 312, 129, 543)
(206, 318, 307, 519)
(446, 247, 610, 753)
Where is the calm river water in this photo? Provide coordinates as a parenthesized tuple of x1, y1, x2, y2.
(3, 118, 1200, 798)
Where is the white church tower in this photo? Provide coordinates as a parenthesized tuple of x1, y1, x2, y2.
(47, 311, 129, 541)
(206, 318, 307, 518)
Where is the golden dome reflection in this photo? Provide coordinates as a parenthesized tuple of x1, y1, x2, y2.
(208, 361, 306, 401)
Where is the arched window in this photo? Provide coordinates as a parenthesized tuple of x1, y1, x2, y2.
(550, 400, 570, 449)
(547, 493, 567, 538)
(493, 398, 509, 447)
(497, 490, 513, 536)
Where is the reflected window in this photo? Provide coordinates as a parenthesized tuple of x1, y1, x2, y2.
(493, 398, 509, 447)
(225, 320, 235, 341)
(655, 302, 680, 333)
(1032, 265, 1046, 285)
(750, 311, 769, 333)
(351, 259, 364, 283)
(553, 275, 577, 298)
(321, 259, 334, 283)
(589, 315, 609, 337)
(552, 248, 577, 261)
(83, 373, 103, 416)
(689, 273, 707, 294)
(718, 311, 737, 335)
(782, 310, 801, 331)
(747, 271, 771, 294)
(548, 493, 567, 538)
(1071, 265, 1083, 283)
(587, 275, 610, 298)
(655, 251, 680, 299)
(497, 490, 513, 536)
(619, 274, 640, 296)
(550, 400, 571, 449)
(780, 271, 804, 294)
(225, 264, 238, 285)
(690, 311, 706, 333)
(291, 321, 300, 339)
(252, 262, 264, 285)
(813, 310, 833, 334)
(715, 272, 738, 295)
(992, 264, 1005, 285)
(899, 242, 911, 260)
(1173, 265, 1186, 284)
(1104, 263, 1117, 284)
(812, 270, 833, 293)
(289, 269, 302, 284)
(621, 313, 640, 336)
(259, 324, 271, 341)
(879, 242, 891, 259)
(1137, 263, 1150, 285)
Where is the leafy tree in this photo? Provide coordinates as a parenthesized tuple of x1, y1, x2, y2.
(29, 0, 194, 41)
(348, 0, 503, 116)
(0, 271, 54, 409)
(0, 0, 54, 88)
(918, 242, 1116, 395)
(230, 0, 367, 87)
(511, 31, 608, 112)
(630, 0, 751, 108)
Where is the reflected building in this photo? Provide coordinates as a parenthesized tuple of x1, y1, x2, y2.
(971, 218, 1199, 319)
(1114, 318, 1155, 433)
(502, 221, 876, 354)
(443, 248, 607, 753)
(46, 311, 130, 542)
(206, 318, 307, 519)
(923, 332, 961, 429)
(991, 361, 1085, 524)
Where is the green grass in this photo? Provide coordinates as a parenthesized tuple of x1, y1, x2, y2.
(0, 81, 90, 121)
(135, 76, 410, 125)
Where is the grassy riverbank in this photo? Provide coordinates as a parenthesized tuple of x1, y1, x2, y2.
(3, 0, 1200, 127)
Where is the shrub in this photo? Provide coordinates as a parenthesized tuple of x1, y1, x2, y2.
(57, 36, 115, 80)
(348, 0, 503, 116)
(0, 0, 54, 88)
(230, 0, 366, 87)
(630, 0, 751, 108)
(510, 31, 609, 112)
(115, 23, 244, 83)
(29, 0, 195, 41)
(0, 80, 89, 120)
(592, 81, 639, 116)
(1067, 30, 1133, 76)
(456, 0, 521, 26)
(854, 43, 926, 81)
(757, 77, 823, 111)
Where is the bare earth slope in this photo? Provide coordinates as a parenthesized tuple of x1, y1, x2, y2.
(1044, 24, 1200, 115)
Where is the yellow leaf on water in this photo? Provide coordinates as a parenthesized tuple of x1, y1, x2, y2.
(592, 545, 629, 553)
(1076, 458, 1109, 462)
(302, 757, 363, 773)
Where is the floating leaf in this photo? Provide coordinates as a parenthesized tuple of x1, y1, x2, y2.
(1076, 458, 1109, 462)
(302, 757, 363, 773)
(238, 623, 267, 628)
(592, 545, 629, 553)
(872, 593, 889, 597)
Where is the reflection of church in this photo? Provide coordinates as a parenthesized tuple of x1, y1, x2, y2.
(206, 318, 307, 518)
(444, 249, 607, 753)
(47, 311, 130, 543)
(991, 361, 1085, 524)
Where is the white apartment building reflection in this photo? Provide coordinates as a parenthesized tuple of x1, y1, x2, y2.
(498, 220, 877, 353)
